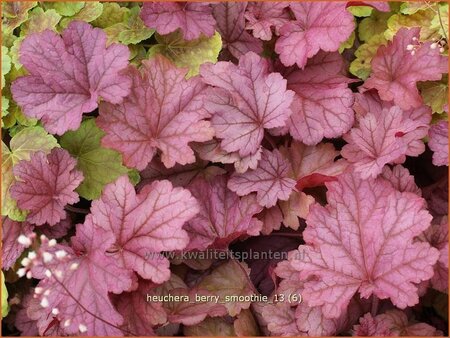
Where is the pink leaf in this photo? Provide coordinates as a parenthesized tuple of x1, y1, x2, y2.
(98, 55, 214, 170)
(284, 52, 355, 145)
(90, 176, 198, 283)
(280, 140, 348, 186)
(352, 313, 394, 336)
(292, 172, 439, 319)
(354, 310, 443, 336)
(419, 216, 448, 292)
(258, 205, 283, 235)
(380, 165, 421, 195)
(275, 3, 354, 68)
(185, 175, 263, 250)
(342, 106, 428, 179)
(365, 28, 448, 110)
(244, 2, 290, 40)
(428, 121, 449, 167)
(212, 2, 263, 59)
(11, 21, 130, 135)
(228, 149, 296, 208)
(10, 148, 83, 226)
(140, 2, 215, 41)
(262, 304, 301, 336)
(2, 217, 33, 269)
(27, 222, 134, 336)
(200, 52, 294, 159)
(115, 279, 166, 336)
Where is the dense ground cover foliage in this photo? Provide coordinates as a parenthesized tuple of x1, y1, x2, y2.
(1, 1, 449, 336)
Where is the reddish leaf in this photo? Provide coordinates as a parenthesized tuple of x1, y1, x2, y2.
(342, 106, 428, 179)
(140, 2, 215, 41)
(428, 121, 448, 167)
(365, 27, 448, 110)
(212, 2, 263, 59)
(275, 3, 354, 68)
(283, 52, 355, 145)
(10, 148, 83, 226)
(90, 176, 198, 283)
(185, 175, 263, 250)
(292, 172, 439, 319)
(380, 165, 421, 195)
(98, 55, 214, 170)
(244, 2, 290, 40)
(27, 222, 134, 336)
(2, 217, 33, 269)
(419, 216, 448, 292)
(115, 279, 166, 336)
(228, 149, 296, 208)
(200, 52, 294, 160)
(354, 310, 442, 336)
(11, 21, 130, 135)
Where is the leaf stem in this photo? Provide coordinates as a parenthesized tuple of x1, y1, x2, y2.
(64, 205, 89, 214)
(371, 295, 379, 317)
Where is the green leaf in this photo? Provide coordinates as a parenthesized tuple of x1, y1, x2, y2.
(60, 119, 129, 200)
(20, 7, 61, 36)
(419, 75, 449, 114)
(2, 2, 37, 34)
(1, 46, 11, 89)
(431, 3, 448, 40)
(1, 272, 8, 318)
(358, 11, 391, 42)
(339, 31, 355, 53)
(2, 126, 59, 221)
(104, 6, 153, 45)
(148, 31, 222, 78)
(45, 2, 85, 17)
(91, 2, 128, 28)
(347, 6, 373, 17)
(385, 9, 441, 41)
(59, 2, 103, 29)
(399, 2, 429, 15)
(350, 34, 387, 80)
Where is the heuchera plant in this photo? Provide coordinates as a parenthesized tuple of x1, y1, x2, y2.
(1, 1, 449, 337)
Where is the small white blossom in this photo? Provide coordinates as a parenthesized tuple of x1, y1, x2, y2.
(28, 251, 37, 260)
(17, 268, 26, 278)
(64, 319, 71, 327)
(21, 257, 31, 267)
(43, 252, 53, 263)
(45, 269, 52, 278)
(55, 250, 67, 259)
(40, 297, 49, 308)
(52, 308, 59, 315)
(406, 44, 414, 51)
(17, 235, 31, 247)
(48, 239, 57, 247)
(35, 287, 43, 294)
(79, 324, 87, 333)
(70, 263, 79, 270)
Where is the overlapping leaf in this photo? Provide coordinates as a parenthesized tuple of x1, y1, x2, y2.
(98, 55, 214, 170)
(11, 21, 131, 135)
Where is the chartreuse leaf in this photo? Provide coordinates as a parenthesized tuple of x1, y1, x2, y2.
(2, 2, 37, 34)
(59, 2, 103, 28)
(399, 2, 429, 15)
(44, 2, 85, 17)
(1, 46, 11, 89)
(350, 34, 387, 80)
(359, 11, 391, 41)
(430, 3, 448, 40)
(60, 119, 129, 200)
(92, 2, 128, 28)
(104, 6, 153, 45)
(419, 75, 449, 114)
(339, 31, 355, 53)
(1, 272, 8, 318)
(148, 31, 222, 78)
(385, 8, 441, 41)
(2, 126, 59, 221)
(20, 7, 61, 36)
(347, 6, 373, 17)
(10, 7, 61, 70)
